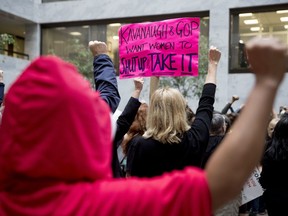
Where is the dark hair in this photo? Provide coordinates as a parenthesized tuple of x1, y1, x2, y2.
(265, 113, 288, 160)
(186, 105, 195, 125)
(210, 113, 225, 135)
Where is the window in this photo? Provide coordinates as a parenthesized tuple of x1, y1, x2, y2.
(41, 14, 209, 82)
(230, 5, 288, 73)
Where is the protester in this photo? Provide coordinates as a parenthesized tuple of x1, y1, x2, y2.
(126, 46, 221, 177)
(112, 77, 145, 177)
(119, 102, 148, 176)
(260, 113, 288, 216)
(201, 113, 226, 168)
(0, 37, 286, 216)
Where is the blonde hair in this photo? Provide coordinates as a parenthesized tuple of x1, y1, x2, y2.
(143, 87, 190, 144)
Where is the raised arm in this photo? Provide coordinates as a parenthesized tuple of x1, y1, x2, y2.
(189, 46, 221, 146)
(115, 78, 144, 143)
(221, 95, 239, 114)
(89, 40, 121, 113)
(205, 37, 287, 211)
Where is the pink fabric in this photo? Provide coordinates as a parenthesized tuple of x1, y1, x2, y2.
(0, 56, 212, 216)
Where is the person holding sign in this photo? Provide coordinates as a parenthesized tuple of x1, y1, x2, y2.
(126, 46, 221, 177)
(260, 112, 288, 216)
(0, 37, 286, 216)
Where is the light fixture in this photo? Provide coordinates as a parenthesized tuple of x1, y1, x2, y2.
(284, 25, 288, 29)
(276, 10, 288, 14)
(109, 23, 121, 27)
(55, 27, 66, 30)
(82, 25, 89, 28)
(239, 40, 244, 44)
(239, 13, 253, 17)
(244, 19, 258, 25)
(69, 32, 82, 36)
(113, 36, 119, 40)
(250, 27, 260, 31)
(280, 17, 288, 22)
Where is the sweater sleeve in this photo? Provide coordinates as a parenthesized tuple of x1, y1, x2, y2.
(221, 102, 231, 114)
(114, 97, 141, 145)
(190, 83, 216, 145)
(88, 167, 212, 216)
(93, 54, 121, 113)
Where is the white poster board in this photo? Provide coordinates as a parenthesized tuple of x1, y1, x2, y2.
(241, 167, 264, 205)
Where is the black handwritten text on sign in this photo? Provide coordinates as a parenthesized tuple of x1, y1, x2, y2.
(119, 17, 200, 79)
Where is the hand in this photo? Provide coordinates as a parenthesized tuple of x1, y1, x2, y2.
(208, 46, 221, 65)
(245, 37, 287, 87)
(0, 70, 3, 83)
(134, 77, 144, 92)
(88, 40, 108, 57)
(231, 95, 239, 103)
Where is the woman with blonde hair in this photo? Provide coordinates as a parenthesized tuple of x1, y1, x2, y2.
(126, 46, 221, 177)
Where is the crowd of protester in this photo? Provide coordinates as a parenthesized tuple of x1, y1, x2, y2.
(0, 36, 287, 216)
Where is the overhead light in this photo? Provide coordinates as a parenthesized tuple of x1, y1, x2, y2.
(239, 40, 244, 44)
(109, 23, 121, 27)
(250, 27, 261, 31)
(244, 19, 258, 25)
(280, 17, 288, 22)
(285, 25, 288, 29)
(113, 36, 119, 40)
(239, 13, 252, 17)
(82, 25, 89, 28)
(69, 32, 82, 36)
(276, 10, 288, 14)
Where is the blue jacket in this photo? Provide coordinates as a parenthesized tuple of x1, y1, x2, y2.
(93, 54, 120, 113)
(0, 82, 4, 106)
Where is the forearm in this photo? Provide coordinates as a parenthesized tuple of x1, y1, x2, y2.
(206, 80, 278, 211)
(205, 63, 217, 84)
(132, 90, 141, 100)
(221, 103, 232, 114)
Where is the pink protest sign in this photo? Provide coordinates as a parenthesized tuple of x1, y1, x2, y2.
(119, 17, 200, 79)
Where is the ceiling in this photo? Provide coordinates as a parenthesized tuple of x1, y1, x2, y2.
(0, 11, 33, 38)
(239, 10, 288, 32)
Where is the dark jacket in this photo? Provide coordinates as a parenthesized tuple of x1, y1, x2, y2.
(113, 97, 141, 177)
(201, 135, 224, 168)
(93, 54, 120, 113)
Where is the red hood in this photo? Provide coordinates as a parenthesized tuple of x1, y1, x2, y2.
(0, 56, 112, 189)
